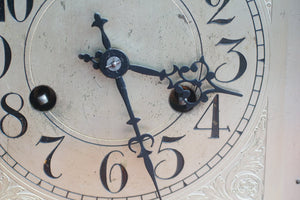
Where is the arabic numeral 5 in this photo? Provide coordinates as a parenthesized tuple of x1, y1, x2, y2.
(155, 136, 185, 180)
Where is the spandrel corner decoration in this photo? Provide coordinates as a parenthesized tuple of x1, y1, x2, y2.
(0, 0, 269, 199)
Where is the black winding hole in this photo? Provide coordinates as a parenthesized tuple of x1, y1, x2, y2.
(169, 86, 196, 112)
(29, 85, 57, 111)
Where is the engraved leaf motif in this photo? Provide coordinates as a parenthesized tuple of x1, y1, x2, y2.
(189, 176, 233, 200)
(187, 108, 267, 200)
(0, 171, 42, 200)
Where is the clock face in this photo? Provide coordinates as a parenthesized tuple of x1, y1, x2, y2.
(0, 0, 268, 199)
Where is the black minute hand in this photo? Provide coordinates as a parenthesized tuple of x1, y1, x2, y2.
(92, 13, 111, 50)
(115, 77, 162, 200)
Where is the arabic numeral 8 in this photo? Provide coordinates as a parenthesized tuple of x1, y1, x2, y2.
(0, 93, 27, 138)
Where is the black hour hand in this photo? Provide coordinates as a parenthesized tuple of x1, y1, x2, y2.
(129, 65, 166, 80)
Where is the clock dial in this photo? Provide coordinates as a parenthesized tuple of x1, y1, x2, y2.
(24, 0, 202, 146)
(0, 0, 268, 200)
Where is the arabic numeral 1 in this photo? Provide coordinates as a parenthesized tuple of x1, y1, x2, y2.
(0, 0, 34, 22)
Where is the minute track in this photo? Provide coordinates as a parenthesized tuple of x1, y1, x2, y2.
(0, 0, 268, 199)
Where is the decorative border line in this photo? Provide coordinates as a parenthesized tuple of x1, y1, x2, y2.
(186, 107, 267, 200)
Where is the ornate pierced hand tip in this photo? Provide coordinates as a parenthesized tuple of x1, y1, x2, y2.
(91, 13, 111, 50)
(95, 50, 103, 59)
(78, 53, 100, 70)
(128, 133, 155, 155)
(78, 54, 93, 62)
(92, 13, 108, 28)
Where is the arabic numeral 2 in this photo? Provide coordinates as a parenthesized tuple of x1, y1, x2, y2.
(206, 0, 235, 25)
